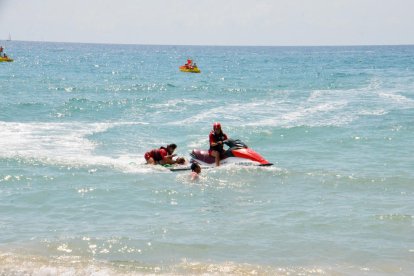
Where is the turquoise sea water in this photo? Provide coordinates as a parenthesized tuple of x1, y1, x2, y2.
(1, 41, 414, 275)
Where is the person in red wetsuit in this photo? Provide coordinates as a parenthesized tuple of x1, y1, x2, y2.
(144, 143, 184, 165)
(185, 59, 193, 69)
(209, 122, 228, 166)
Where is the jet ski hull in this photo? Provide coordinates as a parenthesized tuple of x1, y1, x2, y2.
(179, 66, 201, 73)
(0, 57, 13, 62)
(190, 139, 272, 167)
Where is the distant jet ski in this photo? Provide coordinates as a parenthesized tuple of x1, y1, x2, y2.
(179, 59, 201, 73)
(190, 139, 272, 167)
(179, 65, 200, 73)
(0, 56, 13, 62)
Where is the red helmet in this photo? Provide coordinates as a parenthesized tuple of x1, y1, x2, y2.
(213, 122, 221, 131)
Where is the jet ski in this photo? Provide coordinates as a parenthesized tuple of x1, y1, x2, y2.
(190, 139, 272, 167)
(179, 65, 200, 73)
(0, 56, 13, 62)
(179, 59, 200, 73)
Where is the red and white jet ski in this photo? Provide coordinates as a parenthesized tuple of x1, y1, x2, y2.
(190, 139, 272, 167)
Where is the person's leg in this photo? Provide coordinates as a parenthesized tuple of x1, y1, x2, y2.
(147, 157, 156, 165)
(211, 150, 220, 166)
(145, 152, 156, 165)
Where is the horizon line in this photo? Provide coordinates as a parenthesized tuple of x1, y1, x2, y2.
(1, 39, 414, 48)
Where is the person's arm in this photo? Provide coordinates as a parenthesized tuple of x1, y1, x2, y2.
(160, 149, 175, 164)
(223, 134, 228, 143)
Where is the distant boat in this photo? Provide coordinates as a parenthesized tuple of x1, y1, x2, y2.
(7, 33, 11, 41)
(179, 59, 201, 73)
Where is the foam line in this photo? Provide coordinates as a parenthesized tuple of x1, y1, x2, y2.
(0, 121, 152, 173)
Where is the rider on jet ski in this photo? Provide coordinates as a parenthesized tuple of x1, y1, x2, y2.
(209, 122, 228, 166)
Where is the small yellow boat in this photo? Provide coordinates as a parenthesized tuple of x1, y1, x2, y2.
(0, 56, 13, 62)
(179, 65, 200, 73)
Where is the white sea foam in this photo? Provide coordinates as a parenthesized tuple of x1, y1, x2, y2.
(3, 250, 402, 276)
(379, 92, 414, 106)
(153, 98, 210, 108)
(266, 84, 414, 127)
(0, 121, 155, 173)
(367, 77, 383, 90)
(251, 99, 352, 127)
(0, 251, 336, 276)
(170, 82, 414, 129)
(176, 83, 397, 128)
(169, 100, 285, 126)
(168, 105, 229, 125)
(358, 109, 387, 116)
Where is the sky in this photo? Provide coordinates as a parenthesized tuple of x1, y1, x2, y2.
(1, 0, 414, 46)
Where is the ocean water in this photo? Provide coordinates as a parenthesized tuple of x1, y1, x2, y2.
(1, 41, 414, 275)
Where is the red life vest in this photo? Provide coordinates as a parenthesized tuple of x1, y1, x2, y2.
(209, 131, 227, 152)
(151, 146, 168, 162)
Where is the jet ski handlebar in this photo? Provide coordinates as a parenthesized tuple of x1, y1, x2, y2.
(224, 139, 248, 149)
